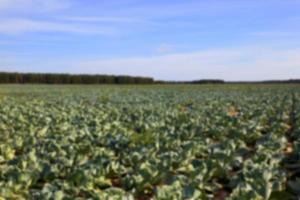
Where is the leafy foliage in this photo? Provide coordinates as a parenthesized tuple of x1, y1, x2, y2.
(0, 85, 300, 200)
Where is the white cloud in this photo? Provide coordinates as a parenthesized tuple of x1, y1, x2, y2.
(1, 46, 300, 81)
(0, 47, 300, 80)
(0, 0, 70, 12)
(0, 18, 114, 35)
(50, 46, 300, 81)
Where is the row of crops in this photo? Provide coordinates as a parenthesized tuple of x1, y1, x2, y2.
(0, 85, 300, 199)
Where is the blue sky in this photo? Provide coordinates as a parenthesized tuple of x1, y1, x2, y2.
(0, 0, 299, 81)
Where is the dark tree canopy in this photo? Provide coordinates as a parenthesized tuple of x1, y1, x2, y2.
(0, 72, 298, 84)
(0, 72, 154, 84)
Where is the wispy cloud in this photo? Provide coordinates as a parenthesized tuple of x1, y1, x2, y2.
(3, 46, 296, 81)
(0, 18, 114, 35)
(95, 0, 294, 20)
(0, 0, 71, 12)
(62, 16, 144, 23)
(250, 31, 300, 37)
(73, 48, 300, 81)
(1, 0, 300, 81)
(0, 40, 16, 45)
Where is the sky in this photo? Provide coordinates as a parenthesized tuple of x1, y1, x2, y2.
(0, 0, 299, 81)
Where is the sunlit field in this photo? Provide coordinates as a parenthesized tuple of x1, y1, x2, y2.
(1, 84, 300, 199)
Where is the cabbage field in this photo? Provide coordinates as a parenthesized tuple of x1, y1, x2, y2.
(0, 84, 300, 200)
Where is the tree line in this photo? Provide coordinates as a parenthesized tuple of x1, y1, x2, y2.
(0, 72, 299, 84)
(156, 79, 225, 84)
(0, 72, 154, 84)
(227, 80, 300, 84)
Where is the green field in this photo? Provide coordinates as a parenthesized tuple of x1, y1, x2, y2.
(1, 85, 300, 200)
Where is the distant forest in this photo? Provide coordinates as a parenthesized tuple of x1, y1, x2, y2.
(0, 72, 299, 84)
(0, 72, 154, 84)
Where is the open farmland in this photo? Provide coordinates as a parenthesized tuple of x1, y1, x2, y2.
(1, 85, 300, 200)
